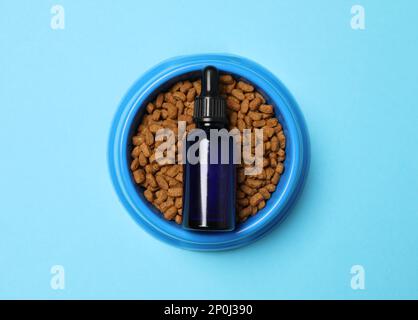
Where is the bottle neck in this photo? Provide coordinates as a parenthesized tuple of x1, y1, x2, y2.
(196, 120, 228, 132)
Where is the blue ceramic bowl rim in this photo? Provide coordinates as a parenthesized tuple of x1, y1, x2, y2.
(108, 53, 310, 251)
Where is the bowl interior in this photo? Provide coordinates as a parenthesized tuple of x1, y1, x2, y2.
(126, 69, 293, 232)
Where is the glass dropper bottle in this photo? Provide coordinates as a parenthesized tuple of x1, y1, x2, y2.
(182, 66, 236, 231)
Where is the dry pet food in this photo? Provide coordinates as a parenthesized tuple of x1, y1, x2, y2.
(129, 74, 286, 224)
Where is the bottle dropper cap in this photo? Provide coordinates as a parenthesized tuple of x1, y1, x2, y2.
(194, 66, 227, 124)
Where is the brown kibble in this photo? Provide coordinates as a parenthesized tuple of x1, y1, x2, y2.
(166, 176, 180, 187)
(149, 124, 163, 134)
(250, 193, 264, 207)
(263, 127, 275, 139)
(278, 148, 285, 160)
(152, 110, 161, 121)
(173, 91, 186, 102)
(270, 157, 277, 168)
(240, 99, 249, 114)
(146, 102, 155, 114)
(156, 93, 164, 108)
(237, 81, 254, 92)
(193, 81, 201, 95)
(224, 81, 236, 94)
(151, 162, 159, 172)
(271, 136, 279, 152)
(186, 88, 196, 102)
(175, 215, 182, 224)
(244, 115, 252, 127)
(255, 92, 266, 103)
(231, 89, 245, 101)
(226, 96, 241, 111)
(239, 206, 253, 220)
(237, 170, 246, 183)
(229, 111, 238, 126)
(259, 104, 273, 114)
(266, 118, 278, 127)
(245, 92, 255, 100)
(164, 92, 175, 104)
(138, 152, 147, 167)
(251, 206, 258, 215)
(185, 108, 194, 117)
(271, 172, 280, 185)
(130, 158, 140, 171)
(144, 189, 153, 202)
(156, 175, 169, 190)
(167, 104, 178, 119)
(161, 109, 168, 119)
(131, 145, 141, 158)
(160, 198, 174, 212)
(166, 165, 180, 177)
(220, 74, 234, 84)
(132, 136, 142, 146)
(240, 184, 255, 196)
(264, 141, 271, 152)
(133, 169, 145, 184)
(265, 167, 275, 180)
(266, 184, 276, 192)
(275, 162, 284, 174)
(186, 124, 197, 133)
(145, 164, 153, 174)
(180, 81, 193, 93)
(146, 173, 157, 188)
(236, 190, 245, 199)
(154, 190, 168, 204)
(175, 197, 182, 209)
(249, 97, 262, 110)
(140, 143, 151, 157)
(167, 187, 182, 197)
(237, 119, 246, 131)
(175, 172, 183, 183)
(245, 178, 263, 188)
(178, 114, 193, 124)
(255, 169, 266, 180)
(278, 132, 286, 148)
(144, 130, 154, 145)
(252, 120, 266, 128)
(164, 206, 178, 220)
(258, 200, 266, 210)
(176, 100, 184, 115)
(171, 81, 183, 92)
(248, 111, 262, 121)
(259, 187, 271, 200)
(162, 102, 171, 109)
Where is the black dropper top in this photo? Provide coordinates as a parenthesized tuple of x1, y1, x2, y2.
(194, 66, 227, 125)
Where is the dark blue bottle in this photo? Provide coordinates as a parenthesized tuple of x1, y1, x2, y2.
(182, 67, 236, 231)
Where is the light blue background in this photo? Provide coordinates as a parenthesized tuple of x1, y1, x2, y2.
(1, 0, 417, 299)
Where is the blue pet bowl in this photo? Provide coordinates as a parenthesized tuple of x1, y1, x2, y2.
(108, 54, 310, 251)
